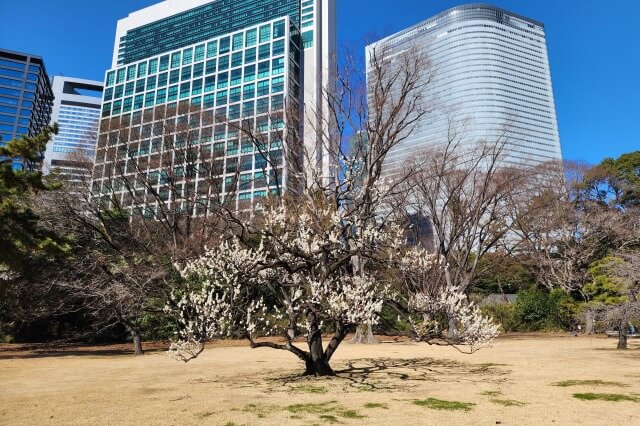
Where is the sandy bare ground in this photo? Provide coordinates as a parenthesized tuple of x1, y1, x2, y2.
(1, 335, 639, 425)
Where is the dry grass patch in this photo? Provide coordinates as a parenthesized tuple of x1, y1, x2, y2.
(553, 379, 628, 388)
(363, 402, 389, 409)
(3, 337, 640, 425)
(240, 403, 280, 418)
(490, 399, 527, 407)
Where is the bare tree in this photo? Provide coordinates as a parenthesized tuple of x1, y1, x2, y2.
(393, 126, 530, 336)
(39, 102, 229, 354)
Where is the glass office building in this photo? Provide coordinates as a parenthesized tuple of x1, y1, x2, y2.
(93, 0, 336, 215)
(366, 4, 563, 173)
(0, 49, 53, 168)
(43, 77, 103, 183)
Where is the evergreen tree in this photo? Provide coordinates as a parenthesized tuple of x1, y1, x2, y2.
(0, 124, 68, 274)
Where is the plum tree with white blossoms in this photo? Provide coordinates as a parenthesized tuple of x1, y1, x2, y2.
(166, 45, 499, 376)
(169, 199, 498, 375)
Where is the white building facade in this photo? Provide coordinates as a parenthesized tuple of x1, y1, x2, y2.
(92, 0, 336, 215)
(44, 76, 103, 181)
(366, 3, 563, 173)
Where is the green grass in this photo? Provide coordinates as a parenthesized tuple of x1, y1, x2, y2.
(553, 380, 627, 388)
(287, 401, 339, 415)
(286, 401, 365, 421)
(319, 414, 340, 423)
(481, 391, 502, 397)
(340, 410, 365, 419)
(289, 384, 328, 394)
(413, 398, 475, 411)
(196, 411, 216, 419)
(363, 402, 389, 409)
(491, 399, 527, 407)
(241, 403, 279, 418)
(573, 393, 638, 402)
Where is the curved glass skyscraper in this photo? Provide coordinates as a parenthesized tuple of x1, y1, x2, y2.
(366, 3, 563, 171)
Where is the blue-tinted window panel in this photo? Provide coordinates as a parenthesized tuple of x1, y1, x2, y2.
(0, 59, 26, 70)
(0, 87, 20, 97)
(0, 68, 25, 79)
(120, 0, 299, 64)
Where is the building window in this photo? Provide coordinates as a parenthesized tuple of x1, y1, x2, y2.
(106, 71, 115, 87)
(220, 37, 230, 54)
(233, 33, 244, 51)
(171, 52, 181, 69)
(137, 62, 147, 78)
(193, 63, 204, 78)
(207, 41, 218, 58)
(245, 47, 256, 63)
(195, 45, 205, 62)
(246, 28, 257, 47)
(149, 58, 158, 74)
(273, 20, 286, 39)
(302, 31, 314, 49)
(183, 48, 193, 65)
(259, 25, 271, 43)
(159, 55, 170, 71)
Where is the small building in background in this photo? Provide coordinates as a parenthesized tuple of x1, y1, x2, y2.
(0, 49, 53, 168)
(43, 76, 103, 184)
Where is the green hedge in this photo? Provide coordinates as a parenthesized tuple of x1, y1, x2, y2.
(481, 289, 578, 332)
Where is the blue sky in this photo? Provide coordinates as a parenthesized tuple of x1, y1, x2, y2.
(1, 0, 638, 164)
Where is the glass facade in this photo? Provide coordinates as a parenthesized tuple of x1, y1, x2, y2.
(367, 4, 563, 171)
(53, 104, 101, 155)
(118, 0, 301, 65)
(42, 77, 103, 182)
(0, 49, 53, 168)
(95, 17, 299, 214)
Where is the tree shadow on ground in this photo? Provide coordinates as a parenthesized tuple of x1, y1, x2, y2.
(264, 357, 511, 393)
(0, 342, 168, 360)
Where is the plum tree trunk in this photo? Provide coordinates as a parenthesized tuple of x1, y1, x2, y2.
(305, 330, 334, 376)
(304, 356, 335, 376)
(132, 330, 144, 356)
(351, 324, 378, 344)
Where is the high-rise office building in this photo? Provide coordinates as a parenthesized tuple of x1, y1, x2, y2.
(0, 49, 53, 168)
(366, 4, 562, 173)
(93, 0, 336, 215)
(43, 76, 103, 182)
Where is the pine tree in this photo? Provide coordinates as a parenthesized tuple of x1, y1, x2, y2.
(0, 124, 68, 274)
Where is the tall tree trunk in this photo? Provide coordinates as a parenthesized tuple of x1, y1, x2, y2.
(618, 320, 628, 350)
(448, 308, 457, 339)
(132, 330, 144, 356)
(351, 323, 378, 344)
(584, 310, 594, 335)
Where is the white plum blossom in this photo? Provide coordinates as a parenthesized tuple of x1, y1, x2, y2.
(167, 200, 498, 367)
(401, 248, 499, 351)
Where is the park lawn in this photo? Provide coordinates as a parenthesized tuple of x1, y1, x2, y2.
(1, 335, 639, 425)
